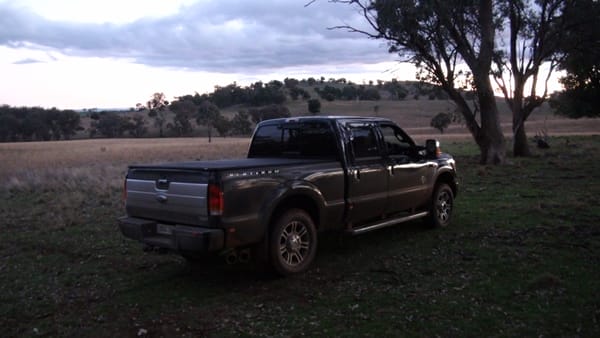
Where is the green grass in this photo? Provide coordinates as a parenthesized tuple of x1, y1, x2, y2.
(1, 136, 599, 337)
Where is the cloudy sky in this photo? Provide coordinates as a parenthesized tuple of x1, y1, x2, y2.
(0, 0, 417, 109)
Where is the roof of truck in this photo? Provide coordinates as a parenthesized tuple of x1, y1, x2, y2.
(258, 116, 393, 125)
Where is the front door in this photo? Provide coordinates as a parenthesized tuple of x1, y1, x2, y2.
(379, 124, 433, 213)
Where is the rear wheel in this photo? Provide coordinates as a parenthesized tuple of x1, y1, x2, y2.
(426, 183, 454, 228)
(269, 209, 317, 276)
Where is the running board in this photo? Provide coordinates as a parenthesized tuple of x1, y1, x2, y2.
(349, 211, 429, 235)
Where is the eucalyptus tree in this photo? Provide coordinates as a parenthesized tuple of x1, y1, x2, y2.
(328, 0, 583, 162)
(329, 0, 506, 164)
(492, 0, 576, 156)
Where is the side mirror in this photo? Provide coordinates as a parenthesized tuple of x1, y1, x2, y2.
(425, 139, 441, 158)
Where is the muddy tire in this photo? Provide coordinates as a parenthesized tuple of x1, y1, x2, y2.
(425, 183, 454, 228)
(269, 209, 317, 276)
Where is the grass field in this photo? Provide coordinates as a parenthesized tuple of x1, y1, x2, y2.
(1, 134, 599, 336)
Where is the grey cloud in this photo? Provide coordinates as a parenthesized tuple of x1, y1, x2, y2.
(13, 58, 44, 64)
(0, 0, 395, 73)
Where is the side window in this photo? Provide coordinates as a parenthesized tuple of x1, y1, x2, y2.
(248, 122, 338, 159)
(350, 127, 380, 159)
(379, 124, 413, 156)
(249, 125, 281, 157)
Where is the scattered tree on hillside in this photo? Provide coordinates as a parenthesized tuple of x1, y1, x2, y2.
(57, 110, 83, 140)
(383, 79, 408, 100)
(90, 112, 129, 138)
(197, 101, 221, 143)
(290, 87, 310, 100)
(248, 104, 291, 123)
(284, 77, 300, 88)
(128, 115, 148, 138)
(342, 85, 359, 100)
(213, 114, 231, 137)
(308, 99, 321, 115)
(430, 112, 453, 134)
(169, 98, 196, 136)
(316, 85, 341, 101)
(359, 87, 381, 100)
(249, 81, 287, 106)
(230, 111, 252, 135)
(140, 92, 169, 137)
(0, 105, 82, 142)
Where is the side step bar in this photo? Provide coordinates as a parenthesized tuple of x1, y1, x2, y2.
(349, 211, 429, 235)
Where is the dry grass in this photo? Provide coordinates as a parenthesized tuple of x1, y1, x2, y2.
(0, 137, 250, 192)
(3, 112, 599, 192)
(286, 99, 600, 141)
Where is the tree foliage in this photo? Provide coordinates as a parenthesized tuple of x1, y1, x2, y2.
(329, 0, 506, 164)
(430, 112, 453, 134)
(550, 0, 600, 118)
(230, 111, 252, 135)
(308, 99, 322, 115)
(169, 98, 196, 136)
(197, 101, 221, 143)
(492, 0, 576, 156)
(248, 104, 291, 123)
(89, 112, 132, 138)
(0, 105, 82, 142)
(139, 92, 169, 137)
(213, 114, 231, 137)
(128, 115, 148, 138)
(209, 81, 287, 108)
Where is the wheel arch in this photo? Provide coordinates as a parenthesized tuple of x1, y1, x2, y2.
(435, 170, 458, 198)
(268, 192, 321, 232)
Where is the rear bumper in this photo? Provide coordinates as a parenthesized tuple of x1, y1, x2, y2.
(118, 216, 224, 252)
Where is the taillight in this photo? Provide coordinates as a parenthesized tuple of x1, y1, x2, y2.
(208, 184, 224, 216)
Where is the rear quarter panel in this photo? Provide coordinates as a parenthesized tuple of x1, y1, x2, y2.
(219, 161, 346, 248)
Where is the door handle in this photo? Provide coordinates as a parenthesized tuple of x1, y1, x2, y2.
(387, 165, 394, 176)
(353, 169, 361, 180)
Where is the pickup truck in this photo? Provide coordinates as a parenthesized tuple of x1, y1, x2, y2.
(119, 116, 458, 275)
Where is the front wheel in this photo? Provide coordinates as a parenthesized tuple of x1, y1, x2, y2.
(269, 209, 317, 276)
(425, 183, 454, 228)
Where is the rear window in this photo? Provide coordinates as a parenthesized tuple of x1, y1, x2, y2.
(248, 121, 338, 159)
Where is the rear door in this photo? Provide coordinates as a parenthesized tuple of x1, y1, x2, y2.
(344, 124, 388, 225)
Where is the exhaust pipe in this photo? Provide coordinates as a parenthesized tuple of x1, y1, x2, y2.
(238, 249, 251, 264)
(225, 251, 238, 265)
(142, 245, 168, 254)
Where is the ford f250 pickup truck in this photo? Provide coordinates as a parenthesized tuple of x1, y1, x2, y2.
(119, 116, 458, 275)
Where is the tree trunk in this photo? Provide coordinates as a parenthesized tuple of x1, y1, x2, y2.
(513, 120, 531, 157)
(477, 120, 506, 165)
(447, 84, 506, 165)
(472, 0, 506, 164)
(475, 79, 506, 165)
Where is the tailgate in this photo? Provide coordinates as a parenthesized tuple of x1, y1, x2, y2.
(125, 168, 210, 226)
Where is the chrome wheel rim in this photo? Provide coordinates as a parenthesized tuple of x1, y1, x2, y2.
(436, 190, 452, 223)
(278, 221, 310, 267)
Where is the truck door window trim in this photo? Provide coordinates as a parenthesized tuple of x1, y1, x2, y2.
(347, 126, 382, 162)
